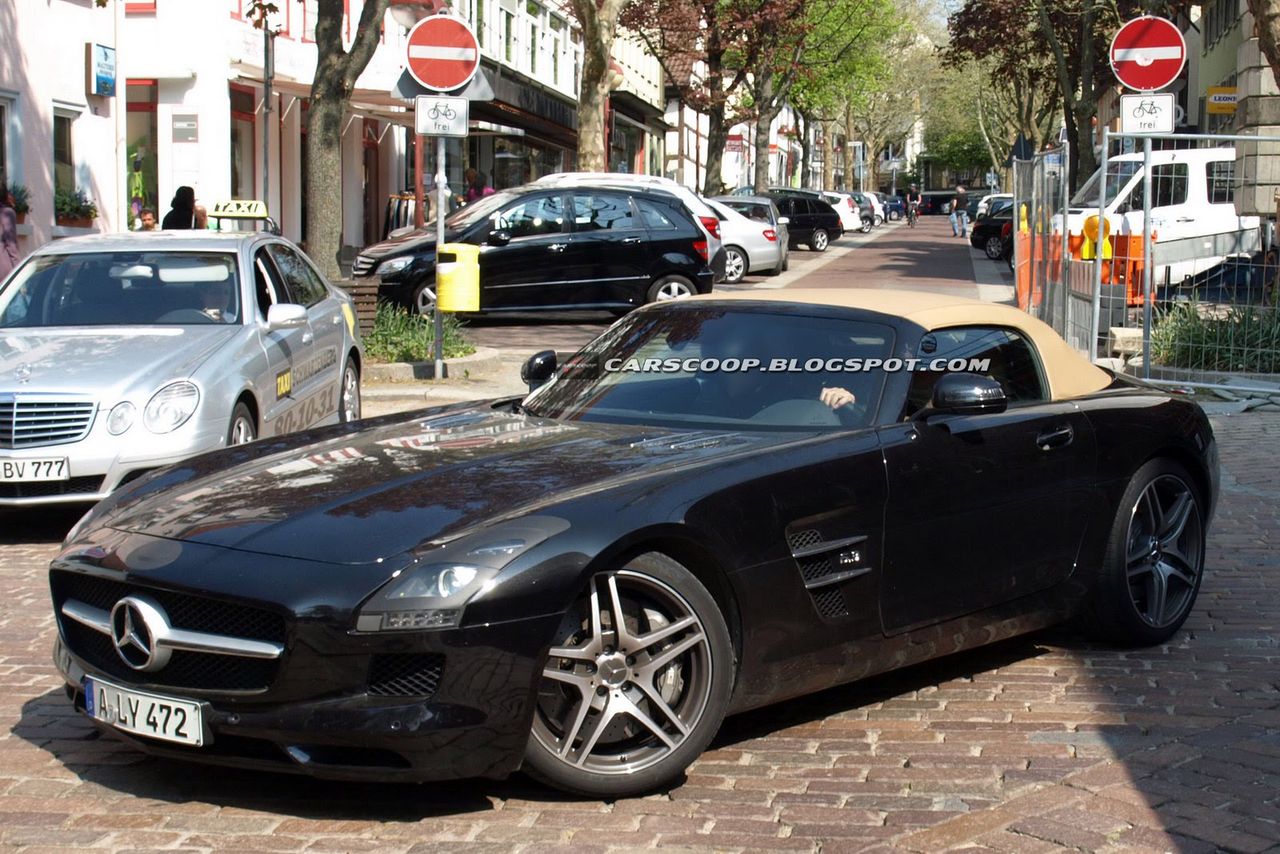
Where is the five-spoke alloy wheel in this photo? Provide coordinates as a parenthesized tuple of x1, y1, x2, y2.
(1086, 459, 1205, 645)
(526, 553, 733, 796)
(722, 246, 747, 284)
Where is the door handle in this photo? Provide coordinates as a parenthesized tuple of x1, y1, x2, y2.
(302, 331, 314, 345)
(548, 243, 568, 252)
(621, 236, 642, 244)
(1036, 425, 1074, 450)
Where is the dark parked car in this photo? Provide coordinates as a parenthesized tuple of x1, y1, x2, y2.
(353, 184, 714, 314)
(766, 191, 844, 251)
(970, 209, 1015, 260)
(848, 192, 877, 225)
(883, 195, 906, 220)
(918, 191, 953, 215)
(51, 289, 1216, 798)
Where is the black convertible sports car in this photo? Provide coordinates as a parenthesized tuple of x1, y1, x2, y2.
(49, 290, 1218, 797)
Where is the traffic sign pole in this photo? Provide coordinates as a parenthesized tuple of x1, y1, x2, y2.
(434, 135, 446, 380)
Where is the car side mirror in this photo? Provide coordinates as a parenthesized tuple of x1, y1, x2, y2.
(266, 303, 308, 331)
(777, 217, 790, 225)
(488, 230, 512, 247)
(918, 373, 1008, 418)
(521, 349, 557, 392)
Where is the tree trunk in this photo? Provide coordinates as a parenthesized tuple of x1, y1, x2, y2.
(798, 113, 811, 190)
(572, 0, 627, 172)
(753, 72, 777, 192)
(305, 96, 345, 278)
(843, 105, 856, 192)
(1248, 0, 1280, 92)
(703, 102, 728, 195)
(821, 120, 835, 191)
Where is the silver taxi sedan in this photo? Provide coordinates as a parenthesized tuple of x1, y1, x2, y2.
(0, 231, 363, 507)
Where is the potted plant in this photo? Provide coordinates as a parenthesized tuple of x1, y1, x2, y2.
(6, 182, 29, 224)
(54, 187, 98, 228)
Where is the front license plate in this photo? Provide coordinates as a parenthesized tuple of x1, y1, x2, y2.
(0, 457, 69, 482)
(84, 677, 204, 746)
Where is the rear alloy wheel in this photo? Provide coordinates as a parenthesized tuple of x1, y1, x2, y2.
(1084, 459, 1205, 646)
(526, 553, 733, 797)
(860, 220, 873, 234)
(984, 235, 1004, 260)
(809, 229, 829, 252)
(722, 246, 747, 284)
(647, 276, 696, 303)
(873, 215, 884, 227)
(339, 356, 361, 423)
(412, 280, 437, 316)
(227, 402, 256, 446)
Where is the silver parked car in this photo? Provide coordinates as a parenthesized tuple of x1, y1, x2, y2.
(704, 197, 788, 283)
(0, 231, 363, 507)
(713, 195, 791, 282)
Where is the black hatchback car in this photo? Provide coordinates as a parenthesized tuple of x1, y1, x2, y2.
(354, 185, 715, 314)
(765, 191, 843, 252)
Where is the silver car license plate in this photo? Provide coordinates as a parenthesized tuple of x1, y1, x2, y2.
(0, 457, 69, 482)
(84, 677, 204, 746)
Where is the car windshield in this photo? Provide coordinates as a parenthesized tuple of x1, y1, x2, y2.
(444, 190, 522, 231)
(523, 305, 894, 431)
(0, 251, 242, 327)
(1070, 161, 1140, 208)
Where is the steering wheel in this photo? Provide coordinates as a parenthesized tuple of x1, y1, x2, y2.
(749, 398, 842, 428)
(157, 309, 216, 324)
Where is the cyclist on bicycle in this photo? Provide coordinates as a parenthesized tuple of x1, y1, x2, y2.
(905, 184, 922, 225)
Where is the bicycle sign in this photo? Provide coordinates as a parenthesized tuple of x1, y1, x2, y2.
(415, 95, 469, 138)
(1119, 92, 1174, 134)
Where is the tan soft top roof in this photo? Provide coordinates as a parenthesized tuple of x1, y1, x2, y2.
(689, 288, 1112, 400)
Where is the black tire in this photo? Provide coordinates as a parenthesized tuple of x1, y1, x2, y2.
(809, 229, 829, 252)
(339, 356, 361, 423)
(524, 552, 735, 797)
(984, 236, 1004, 260)
(647, 275, 696, 303)
(227, 401, 256, 445)
(1082, 459, 1206, 646)
(722, 246, 748, 284)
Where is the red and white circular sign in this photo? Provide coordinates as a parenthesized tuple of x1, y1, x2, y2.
(405, 15, 480, 93)
(1109, 16, 1186, 92)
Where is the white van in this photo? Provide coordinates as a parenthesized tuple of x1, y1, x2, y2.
(1066, 147, 1261, 284)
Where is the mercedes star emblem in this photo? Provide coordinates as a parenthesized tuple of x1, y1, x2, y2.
(109, 596, 173, 672)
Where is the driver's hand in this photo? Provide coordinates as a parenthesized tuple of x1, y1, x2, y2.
(820, 387, 856, 409)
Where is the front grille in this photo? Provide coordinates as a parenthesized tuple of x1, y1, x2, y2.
(0, 394, 97, 449)
(367, 654, 445, 697)
(52, 571, 286, 692)
(352, 254, 377, 277)
(0, 476, 103, 499)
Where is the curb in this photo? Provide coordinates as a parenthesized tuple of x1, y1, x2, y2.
(363, 346, 503, 382)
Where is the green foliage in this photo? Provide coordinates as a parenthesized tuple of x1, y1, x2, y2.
(5, 182, 28, 215)
(1152, 301, 1280, 374)
(54, 187, 98, 220)
(365, 302, 475, 364)
(925, 127, 991, 174)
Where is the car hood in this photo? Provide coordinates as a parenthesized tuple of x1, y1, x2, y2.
(360, 227, 464, 259)
(0, 326, 240, 396)
(96, 405, 784, 565)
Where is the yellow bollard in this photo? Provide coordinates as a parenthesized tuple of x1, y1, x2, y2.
(436, 243, 481, 312)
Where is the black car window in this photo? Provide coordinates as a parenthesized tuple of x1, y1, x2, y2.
(904, 326, 1047, 417)
(571, 192, 638, 231)
(776, 198, 795, 215)
(266, 243, 329, 307)
(636, 198, 679, 230)
(494, 194, 566, 239)
(253, 248, 286, 319)
(1126, 163, 1188, 210)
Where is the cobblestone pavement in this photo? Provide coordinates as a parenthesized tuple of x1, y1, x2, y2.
(0, 412, 1276, 853)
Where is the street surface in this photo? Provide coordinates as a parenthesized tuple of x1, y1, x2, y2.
(3, 218, 1278, 852)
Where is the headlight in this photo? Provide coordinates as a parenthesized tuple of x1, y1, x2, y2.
(144, 382, 200, 433)
(376, 256, 412, 276)
(356, 516, 570, 632)
(106, 401, 136, 435)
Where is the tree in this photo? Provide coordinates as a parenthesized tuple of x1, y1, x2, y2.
(1247, 0, 1280, 92)
(569, 0, 633, 171)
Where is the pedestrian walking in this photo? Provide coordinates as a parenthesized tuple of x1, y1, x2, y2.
(950, 185, 968, 238)
(162, 186, 199, 229)
(0, 181, 19, 280)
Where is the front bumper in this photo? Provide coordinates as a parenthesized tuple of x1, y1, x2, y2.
(50, 544, 562, 783)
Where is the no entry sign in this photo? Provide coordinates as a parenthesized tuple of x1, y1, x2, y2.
(1110, 16, 1186, 93)
(406, 15, 480, 93)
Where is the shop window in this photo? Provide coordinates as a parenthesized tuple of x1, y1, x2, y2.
(126, 80, 159, 228)
(230, 86, 257, 200)
(54, 112, 75, 195)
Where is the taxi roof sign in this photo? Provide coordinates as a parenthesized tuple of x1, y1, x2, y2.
(212, 200, 270, 218)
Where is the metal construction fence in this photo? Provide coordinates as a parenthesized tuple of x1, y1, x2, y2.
(1013, 131, 1280, 397)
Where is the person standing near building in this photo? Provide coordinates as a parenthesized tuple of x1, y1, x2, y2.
(464, 169, 495, 204)
(162, 186, 198, 229)
(950, 185, 969, 238)
(0, 182, 20, 280)
(137, 208, 158, 231)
